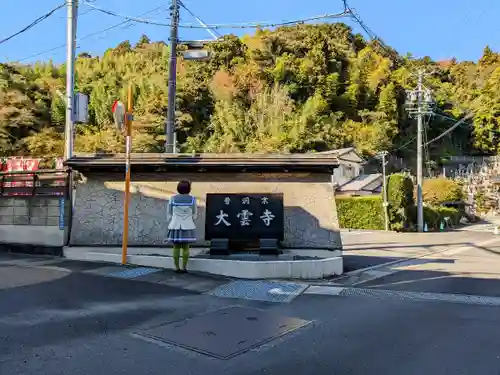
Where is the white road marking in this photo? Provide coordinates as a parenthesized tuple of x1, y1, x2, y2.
(304, 285, 500, 307)
(304, 286, 345, 295)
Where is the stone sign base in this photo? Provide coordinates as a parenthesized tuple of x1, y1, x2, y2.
(63, 247, 343, 279)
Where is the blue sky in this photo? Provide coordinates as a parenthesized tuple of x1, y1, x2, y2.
(0, 0, 497, 64)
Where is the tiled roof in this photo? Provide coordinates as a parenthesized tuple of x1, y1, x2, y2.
(338, 173, 382, 192)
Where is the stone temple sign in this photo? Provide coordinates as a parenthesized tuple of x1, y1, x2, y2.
(205, 193, 284, 254)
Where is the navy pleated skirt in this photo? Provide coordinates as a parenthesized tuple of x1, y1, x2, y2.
(167, 228, 197, 244)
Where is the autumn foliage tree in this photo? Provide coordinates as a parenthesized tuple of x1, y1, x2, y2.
(0, 23, 497, 159)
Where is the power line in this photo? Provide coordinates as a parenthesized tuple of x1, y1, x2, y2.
(80, 1, 350, 30)
(58, 5, 95, 19)
(15, 6, 167, 62)
(178, 0, 220, 39)
(342, 0, 401, 63)
(425, 113, 474, 146)
(393, 136, 416, 152)
(0, 2, 66, 45)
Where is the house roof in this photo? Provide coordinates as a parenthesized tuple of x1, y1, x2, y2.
(314, 147, 365, 163)
(338, 173, 382, 192)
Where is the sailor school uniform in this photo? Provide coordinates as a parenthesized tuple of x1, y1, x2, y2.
(167, 194, 197, 243)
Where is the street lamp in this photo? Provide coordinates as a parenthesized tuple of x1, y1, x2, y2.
(181, 40, 212, 61)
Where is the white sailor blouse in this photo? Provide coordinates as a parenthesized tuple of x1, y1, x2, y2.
(167, 194, 198, 230)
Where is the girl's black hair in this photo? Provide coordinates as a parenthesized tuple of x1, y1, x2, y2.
(177, 180, 191, 194)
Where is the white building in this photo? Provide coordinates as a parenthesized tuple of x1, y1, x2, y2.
(315, 148, 383, 196)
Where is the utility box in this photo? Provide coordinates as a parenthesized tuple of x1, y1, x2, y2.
(73, 93, 89, 123)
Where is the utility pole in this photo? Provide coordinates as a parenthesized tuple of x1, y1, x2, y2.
(416, 72, 424, 232)
(64, 0, 78, 160)
(165, 0, 179, 153)
(406, 70, 434, 232)
(378, 151, 389, 231)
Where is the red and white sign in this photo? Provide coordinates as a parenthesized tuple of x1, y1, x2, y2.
(2, 157, 40, 172)
(1, 157, 40, 193)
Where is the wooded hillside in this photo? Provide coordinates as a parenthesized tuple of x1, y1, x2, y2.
(0, 23, 498, 161)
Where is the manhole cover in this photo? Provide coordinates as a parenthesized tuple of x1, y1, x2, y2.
(134, 306, 311, 359)
(209, 280, 308, 303)
(109, 267, 161, 279)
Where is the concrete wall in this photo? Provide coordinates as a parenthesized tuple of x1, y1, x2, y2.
(0, 198, 66, 247)
(70, 172, 342, 250)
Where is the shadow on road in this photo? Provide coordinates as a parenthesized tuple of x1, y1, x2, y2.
(0, 269, 198, 356)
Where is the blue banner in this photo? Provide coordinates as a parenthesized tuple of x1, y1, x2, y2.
(59, 198, 65, 230)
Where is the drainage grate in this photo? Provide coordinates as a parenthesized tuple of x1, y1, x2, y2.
(134, 306, 311, 359)
(209, 280, 308, 303)
(339, 287, 500, 307)
(109, 267, 161, 279)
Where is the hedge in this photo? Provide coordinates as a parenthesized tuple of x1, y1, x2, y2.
(422, 177, 464, 205)
(336, 196, 384, 230)
(335, 174, 464, 232)
(424, 206, 462, 230)
(387, 173, 415, 231)
(407, 205, 462, 230)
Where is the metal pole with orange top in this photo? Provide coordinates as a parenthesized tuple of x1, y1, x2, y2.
(112, 84, 133, 265)
(122, 84, 133, 264)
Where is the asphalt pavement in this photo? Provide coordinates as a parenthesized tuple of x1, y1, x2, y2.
(339, 230, 500, 297)
(3, 246, 500, 375)
(341, 229, 497, 272)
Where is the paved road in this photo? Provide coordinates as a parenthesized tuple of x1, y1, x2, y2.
(341, 230, 499, 272)
(2, 252, 500, 374)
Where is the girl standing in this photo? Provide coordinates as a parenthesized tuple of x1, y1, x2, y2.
(167, 180, 197, 273)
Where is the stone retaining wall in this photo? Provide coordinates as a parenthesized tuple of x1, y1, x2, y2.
(70, 172, 342, 250)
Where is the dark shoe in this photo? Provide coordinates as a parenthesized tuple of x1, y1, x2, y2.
(175, 269, 182, 274)
(180, 269, 188, 274)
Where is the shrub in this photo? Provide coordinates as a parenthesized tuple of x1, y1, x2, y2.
(387, 173, 415, 231)
(422, 177, 464, 205)
(336, 196, 384, 230)
(422, 205, 462, 230)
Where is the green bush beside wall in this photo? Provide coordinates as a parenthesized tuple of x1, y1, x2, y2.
(387, 173, 415, 231)
(336, 196, 385, 230)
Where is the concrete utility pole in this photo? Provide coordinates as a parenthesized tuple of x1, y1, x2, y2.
(165, 0, 179, 154)
(406, 70, 434, 232)
(378, 151, 390, 231)
(416, 72, 424, 232)
(64, 0, 78, 160)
